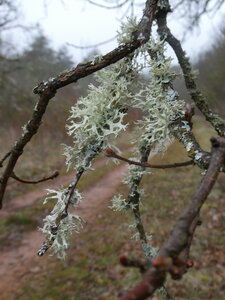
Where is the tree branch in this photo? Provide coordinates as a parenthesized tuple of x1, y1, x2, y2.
(120, 255, 148, 273)
(0, 0, 159, 209)
(170, 118, 212, 169)
(11, 171, 59, 184)
(67, 35, 117, 50)
(119, 137, 225, 299)
(37, 168, 84, 256)
(156, 2, 225, 137)
(0, 150, 11, 167)
(105, 147, 194, 169)
(120, 143, 173, 299)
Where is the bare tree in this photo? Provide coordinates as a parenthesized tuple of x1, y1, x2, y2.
(1, 0, 225, 299)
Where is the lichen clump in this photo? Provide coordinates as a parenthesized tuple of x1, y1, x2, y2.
(40, 18, 184, 259)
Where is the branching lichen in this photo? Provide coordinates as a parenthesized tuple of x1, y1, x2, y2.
(39, 20, 141, 258)
(38, 188, 84, 259)
(133, 38, 184, 151)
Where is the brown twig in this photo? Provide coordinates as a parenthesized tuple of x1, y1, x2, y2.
(105, 147, 194, 169)
(11, 171, 59, 184)
(119, 136, 225, 299)
(177, 214, 199, 276)
(0, 0, 159, 209)
(33, 0, 158, 94)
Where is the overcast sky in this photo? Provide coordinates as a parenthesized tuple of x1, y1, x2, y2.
(18, 0, 225, 63)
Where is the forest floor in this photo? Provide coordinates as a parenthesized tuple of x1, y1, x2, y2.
(0, 117, 225, 300)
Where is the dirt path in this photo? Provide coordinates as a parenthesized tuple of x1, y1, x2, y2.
(0, 156, 109, 217)
(0, 162, 128, 300)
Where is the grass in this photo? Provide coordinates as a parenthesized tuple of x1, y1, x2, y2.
(2, 116, 225, 299)
(0, 202, 47, 248)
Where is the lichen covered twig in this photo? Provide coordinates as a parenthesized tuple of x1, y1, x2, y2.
(156, 1, 225, 137)
(37, 168, 84, 258)
(120, 137, 225, 299)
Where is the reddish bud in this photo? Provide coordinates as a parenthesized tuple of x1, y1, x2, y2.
(105, 147, 116, 157)
(186, 260, 194, 268)
(120, 256, 129, 266)
(170, 266, 183, 280)
(152, 257, 165, 267)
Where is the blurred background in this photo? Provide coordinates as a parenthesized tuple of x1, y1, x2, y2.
(0, 1, 225, 299)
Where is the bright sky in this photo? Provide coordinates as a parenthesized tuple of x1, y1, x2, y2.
(18, 0, 225, 63)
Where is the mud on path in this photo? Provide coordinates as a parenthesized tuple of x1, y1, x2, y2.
(0, 160, 128, 300)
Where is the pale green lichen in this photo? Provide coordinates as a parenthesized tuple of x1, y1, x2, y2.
(40, 19, 141, 258)
(40, 21, 187, 263)
(39, 188, 84, 259)
(133, 38, 184, 151)
(117, 17, 139, 45)
(65, 58, 138, 171)
(91, 54, 103, 65)
(109, 194, 128, 211)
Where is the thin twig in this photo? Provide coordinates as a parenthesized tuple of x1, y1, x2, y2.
(87, 0, 130, 10)
(67, 35, 117, 50)
(11, 171, 59, 184)
(105, 147, 194, 169)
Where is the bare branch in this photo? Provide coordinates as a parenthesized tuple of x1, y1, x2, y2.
(11, 171, 59, 184)
(105, 147, 194, 169)
(172, 0, 225, 29)
(67, 35, 117, 50)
